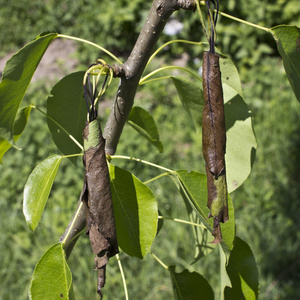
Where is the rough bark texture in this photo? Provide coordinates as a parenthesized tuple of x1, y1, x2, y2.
(103, 0, 196, 155)
(202, 51, 228, 243)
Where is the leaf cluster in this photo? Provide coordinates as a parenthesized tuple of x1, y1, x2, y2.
(0, 1, 299, 299)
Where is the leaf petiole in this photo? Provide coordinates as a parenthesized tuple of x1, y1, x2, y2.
(143, 172, 170, 185)
(61, 201, 85, 246)
(62, 153, 83, 159)
(116, 254, 129, 300)
(198, 1, 270, 32)
(139, 75, 172, 86)
(57, 34, 123, 64)
(140, 66, 202, 85)
(150, 251, 169, 270)
(109, 155, 174, 173)
(146, 39, 204, 68)
(158, 215, 207, 229)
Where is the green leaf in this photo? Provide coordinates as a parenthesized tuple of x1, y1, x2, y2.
(271, 25, 300, 102)
(108, 163, 158, 258)
(169, 266, 214, 300)
(170, 76, 203, 126)
(128, 106, 163, 152)
(220, 245, 232, 300)
(0, 105, 32, 163)
(219, 56, 243, 99)
(0, 33, 57, 143)
(224, 95, 257, 193)
(23, 155, 62, 231)
(47, 71, 86, 164)
(175, 170, 235, 254)
(224, 237, 259, 300)
(179, 177, 217, 261)
(29, 243, 72, 300)
(219, 55, 257, 193)
(176, 171, 209, 222)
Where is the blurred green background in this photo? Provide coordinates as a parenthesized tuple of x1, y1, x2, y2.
(0, 0, 300, 299)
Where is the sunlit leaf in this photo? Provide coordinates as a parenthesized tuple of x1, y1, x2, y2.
(128, 106, 163, 152)
(0, 33, 57, 143)
(271, 25, 300, 102)
(224, 94, 257, 193)
(23, 155, 62, 231)
(47, 71, 86, 164)
(0, 105, 32, 163)
(169, 266, 214, 300)
(224, 237, 259, 300)
(220, 245, 232, 300)
(109, 163, 158, 258)
(219, 56, 243, 98)
(29, 243, 72, 300)
(219, 55, 257, 193)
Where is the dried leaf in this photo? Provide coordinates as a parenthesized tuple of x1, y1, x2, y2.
(81, 118, 118, 298)
(202, 51, 228, 243)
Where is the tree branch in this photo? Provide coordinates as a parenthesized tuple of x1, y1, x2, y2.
(103, 0, 196, 154)
(60, 0, 196, 257)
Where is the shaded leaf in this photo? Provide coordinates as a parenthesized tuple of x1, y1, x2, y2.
(0, 33, 57, 143)
(0, 105, 32, 163)
(29, 243, 72, 300)
(47, 71, 86, 164)
(181, 192, 216, 262)
(224, 237, 259, 300)
(175, 170, 235, 255)
(271, 25, 300, 102)
(192, 225, 216, 262)
(23, 155, 62, 231)
(128, 106, 163, 152)
(169, 266, 214, 300)
(171, 76, 203, 126)
(109, 163, 158, 258)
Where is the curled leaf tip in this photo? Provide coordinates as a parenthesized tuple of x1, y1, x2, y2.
(211, 221, 222, 244)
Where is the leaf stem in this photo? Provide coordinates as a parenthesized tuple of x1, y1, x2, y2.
(150, 251, 169, 270)
(62, 153, 83, 159)
(57, 34, 123, 64)
(196, 0, 209, 41)
(198, 1, 270, 32)
(116, 254, 129, 300)
(143, 172, 170, 185)
(140, 66, 202, 85)
(158, 215, 207, 229)
(146, 39, 204, 68)
(32, 105, 84, 151)
(140, 75, 172, 86)
(139, 66, 202, 85)
(61, 201, 85, 246)
(109, 155, 174, 173)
